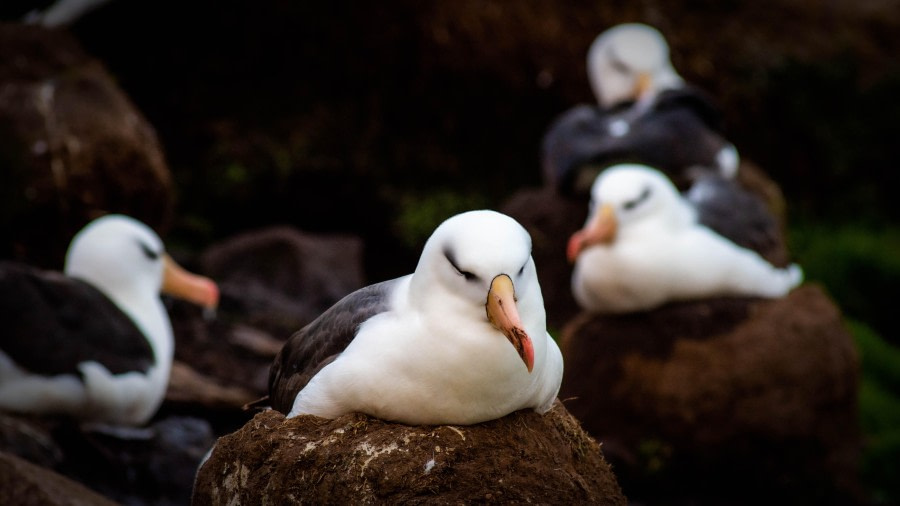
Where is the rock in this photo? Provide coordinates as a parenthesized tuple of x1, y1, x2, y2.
(559, 284, 863, 505)
(169, 226, 366, 402)
(0, 23, 173, 268)
(0, 412, 217, 506)
(0, 413, 63, 470)
(0, 450, 117, 506)
(192, 402, 627, 505)
(165, 360, 257, 412)
(198, 225, 365, 336)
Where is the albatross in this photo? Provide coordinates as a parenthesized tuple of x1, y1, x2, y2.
(0, 214, 218, 426)
(542, 22, 739, 195)
(566, 165, 802, 313)
(268, 210, 563, 426)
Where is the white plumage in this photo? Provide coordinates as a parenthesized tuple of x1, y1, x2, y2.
(271, 210, 563, 426)
(567, 165, 802, 313)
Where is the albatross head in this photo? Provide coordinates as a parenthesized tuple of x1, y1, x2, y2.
(64, 214, 219, 310)
(586, 23, 683, 108)
(411, 210, 544, 372)
(567, 164, 693, 262)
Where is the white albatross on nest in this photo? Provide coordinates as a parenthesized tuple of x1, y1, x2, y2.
(267, 210, 563, 426)
(567, 164, 802, 313)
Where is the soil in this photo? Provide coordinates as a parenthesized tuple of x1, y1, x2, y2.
(193, 402, 627, 505)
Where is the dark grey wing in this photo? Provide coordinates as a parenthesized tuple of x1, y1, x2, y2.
(686, 174, 784, 261)
(0, 261, 154, 377)
(542, 88, 734, 196)
(541, 104, 612, 195)
(268, 278, 397, 414)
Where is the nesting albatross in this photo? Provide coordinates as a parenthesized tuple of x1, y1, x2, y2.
(268, 210, 563, 426)
(542, 22, 739, 195)
(567, 165, 802, 313)
(0, 214, 218, 426)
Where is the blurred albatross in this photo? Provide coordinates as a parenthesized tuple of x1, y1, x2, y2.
(542, 23, 739, 195)
(0, 214, 218, 426)
(268, 210, 563, 425)
(567, 165, 802, 313)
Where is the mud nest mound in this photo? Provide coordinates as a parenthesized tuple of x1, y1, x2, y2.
(560, 283, 863, 505)
(192, 401, 626, 505)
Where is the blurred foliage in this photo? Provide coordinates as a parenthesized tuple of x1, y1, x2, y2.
(789, 221, 900, 345)
(392, 188, 491, 250)
(849, 319, 900, 505)
(739, 55, 900, 224)
(788, 220, 900, 504)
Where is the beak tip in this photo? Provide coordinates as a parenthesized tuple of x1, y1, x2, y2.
(205, 280, 220, 310)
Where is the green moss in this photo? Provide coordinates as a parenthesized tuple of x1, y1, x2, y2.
(789, 222, 900, 342)
(392, 189, 490, 249)
(848, 319, 900, 504)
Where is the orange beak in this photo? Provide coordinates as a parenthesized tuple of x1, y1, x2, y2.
(486, 274, 534, 373)
(634, 72, 653, 101)
(567, 203, 617, 263)
(161, 254, 219, 310)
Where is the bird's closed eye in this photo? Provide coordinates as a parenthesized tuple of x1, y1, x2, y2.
(444, 249, 479, 282)
(457, 269, 478, 281)
(623, 186, 652, 211)
(138, 241, 161, 261)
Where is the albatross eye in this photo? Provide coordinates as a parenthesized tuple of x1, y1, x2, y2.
(138, 241, 161, 261)
(444, 248, 479, 282)
(458, 269, 478, 282)
(623, 186, 652, 211)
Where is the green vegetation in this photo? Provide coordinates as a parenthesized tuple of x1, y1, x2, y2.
(392, 188, 491, 249)
(789, 221, 900, 343)
(850, 320, 900, 505)
(791, 222, 900, 504)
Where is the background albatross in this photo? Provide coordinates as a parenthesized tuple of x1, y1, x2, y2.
(0, 214, 218, 426)
(567, 165, 802, 313)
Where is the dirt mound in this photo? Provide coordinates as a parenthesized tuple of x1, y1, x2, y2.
(560, 283, 862, 505)
(193, 402, 626, 505)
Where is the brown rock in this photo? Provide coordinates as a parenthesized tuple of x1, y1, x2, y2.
(165, 360, 257, 412)
(169, 226, 366, 400)
(192, 402, 627, 505)
(0, 22, 173, 268)
(0, 450, 118, 506)
(559, 284, 863, 505)
(198, 225, 365, 336)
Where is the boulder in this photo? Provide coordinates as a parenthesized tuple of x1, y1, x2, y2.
(559, 283, 863, 505)
(192, 402, 627, 505)
(0, 450, 117, 506)
(0, 413, 216, 506)
(0, 23, 173, 268)
(198, 225, 365, 336)
(169, 226, 366, 401)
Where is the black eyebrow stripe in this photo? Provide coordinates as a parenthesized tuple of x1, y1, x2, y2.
(443, 247, 462, 273)
(637, 186, 652, 203)
(138, 240, 161, 260)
